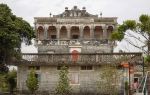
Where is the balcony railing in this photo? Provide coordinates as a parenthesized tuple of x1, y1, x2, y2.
(12, 53, 142, 66)
(36, 39, 112, 46)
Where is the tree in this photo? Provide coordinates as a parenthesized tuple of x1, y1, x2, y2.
(111, 14, 150, 59)
(97, 66, 121, 95)
(26, 69, 39, 94)
(6, 69, 17, 94)
(0, 73, 8, 92)
(55, 66, 71, 95)
(0, 69, 17, 93)
(0, 3, 35, 72)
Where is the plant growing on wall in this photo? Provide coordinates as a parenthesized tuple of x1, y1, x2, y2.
(97, 66, 121, 95)
(55, 65, 71, 95)
(26, 69, 38, 94)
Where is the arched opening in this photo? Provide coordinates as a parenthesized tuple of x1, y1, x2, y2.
(70, 26, 80, 39)
(38, 26, 44, 40)
(83, 26, 90, 39)
(94, 26, 103, 39)
(48, 26, 57, 39)
(107, 26, 113, 38)
(60, 26, 67, 39)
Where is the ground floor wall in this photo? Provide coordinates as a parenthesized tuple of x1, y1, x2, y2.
(17, 64, 142, 94)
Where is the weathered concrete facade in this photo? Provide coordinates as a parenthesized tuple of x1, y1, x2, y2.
(16, 6, 130, 95)
(34, 6, 117, 54)
(18, 65, 115, 93)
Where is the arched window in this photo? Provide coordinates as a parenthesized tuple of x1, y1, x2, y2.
(94, 26, 103, 39)
(48, 26, 57, 39)
(70, 26, 80, 39)
(60, 26, 67, 39)
(37, 26, 44, 40)
(107, 26, 113, 38)
(83, 26, 90, 39)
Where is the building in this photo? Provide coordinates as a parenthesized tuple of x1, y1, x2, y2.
(15, 6, 143, 95)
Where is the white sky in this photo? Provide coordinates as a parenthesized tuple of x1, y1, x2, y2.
(1, 0, 150, 53)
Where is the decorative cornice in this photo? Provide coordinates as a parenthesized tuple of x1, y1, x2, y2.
(53, 6, 98, 18)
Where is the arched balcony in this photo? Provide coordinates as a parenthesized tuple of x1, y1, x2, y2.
(94, 26, 103, 39)
(70, 26, 80, 39)
(48, 26, 57, 39)
(60, 26, 68, 39)
(107, 26, 113, 39)
(37, 26, 44, 40)
(83, 26, 90, 39)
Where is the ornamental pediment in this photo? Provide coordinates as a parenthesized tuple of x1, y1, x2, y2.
(53, 6, 98, 18)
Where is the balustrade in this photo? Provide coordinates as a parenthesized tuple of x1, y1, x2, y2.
(36, 39, 110, 46)
(20, 53, 142, 65)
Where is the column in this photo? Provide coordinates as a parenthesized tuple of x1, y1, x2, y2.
(44, 26, 48, 40)
(79, 26, 83, 40)
(56, 26, 60, 45)
(67, 26, 70, 39)
(103, 25, 107, 39)
(90, 26, 94, 39)
(35, 24, 38, 40)
(56, 26, 60, 39)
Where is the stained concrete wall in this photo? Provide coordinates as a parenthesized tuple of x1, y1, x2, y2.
(17, 65, 122, 94)
(38, 45, 112, 53)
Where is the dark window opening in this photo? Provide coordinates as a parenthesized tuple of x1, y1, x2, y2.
(35, 74, 41, 82)
(28, 66, 40, 70)
(57, 66, 69, 70)
(72, 35, 79, 39)
(87, 66, 93, 70)
(51, 35, 56, 39)
(81, 66, 93, 70)
(81, 66, 86, 70)
(134, 78, 139, 83)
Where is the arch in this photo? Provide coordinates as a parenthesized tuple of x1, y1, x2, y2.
(37, 26, 44, 40)
(48, 26, 57, 39)
(70, 26, 80, 39)
(94, 26, 103, 39)
(107, 26, 113, 38)
(60, 26, 67, 39)
(83, 26, 90, 39)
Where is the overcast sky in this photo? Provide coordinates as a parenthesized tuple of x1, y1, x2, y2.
(1, 0, 150, 53)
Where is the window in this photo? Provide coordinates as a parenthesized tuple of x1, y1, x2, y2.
(51, 35, 56, 39)
(81, 66, 93, 70)
(28, 66, 40, 70)
(35, 73, 41, 82)
(57, 66, 61, 70)
(72, 35, 79, 39)
(134, 77, 139, 83)
(69, 73, 79, 85)
(57, 66, 69, 70)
